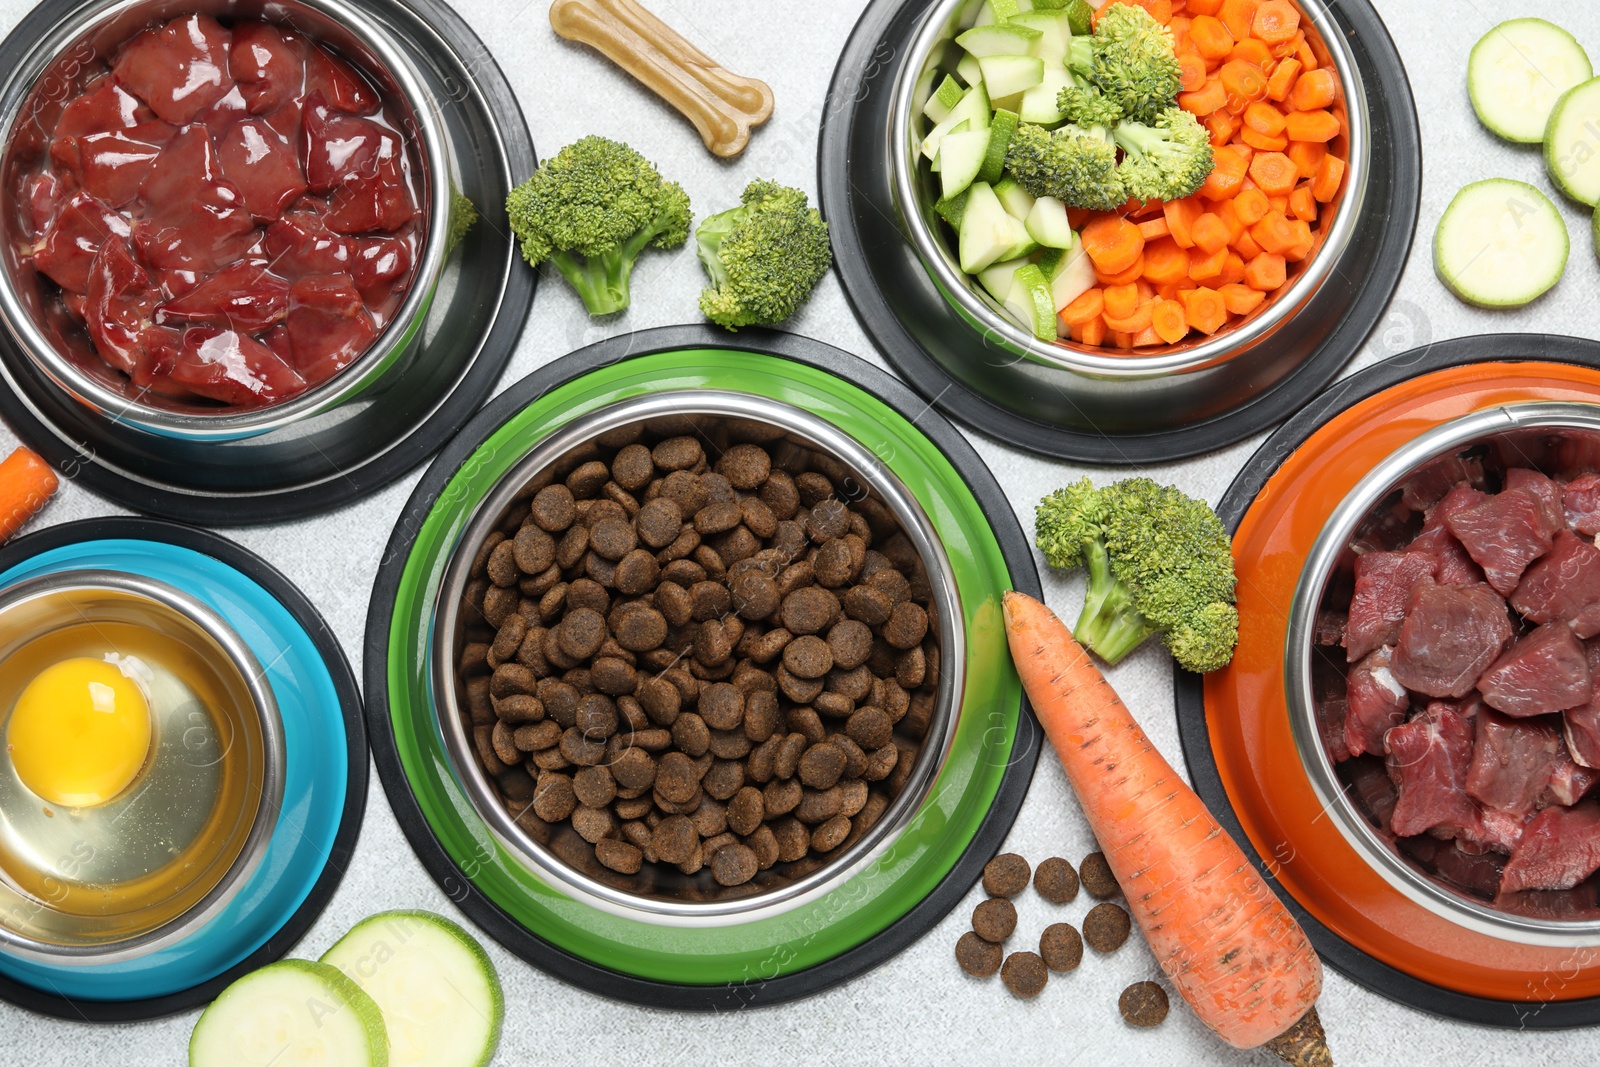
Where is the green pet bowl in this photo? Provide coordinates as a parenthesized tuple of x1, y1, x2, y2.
(365, 326, 1040, 1008)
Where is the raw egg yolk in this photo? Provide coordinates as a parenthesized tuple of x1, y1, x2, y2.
(7, 657, 151, 807)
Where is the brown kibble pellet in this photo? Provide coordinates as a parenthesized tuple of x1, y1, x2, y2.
(826, 620, 874, 670)
(612, 605, 667, 652)
(611, 443, 654, 490)
(983, 853, 1032, 899)
(571, 804, 616, 843)
(716, 443, 771, 489)
(531, 484, 576, 531)
(781, 635, 833, 680)
(656, 751, 700, 804)
(1001, 952, 1048, 999)
(512, 525, 556, 575)
(1083, 902, 1132, 953)
(780, 586, 839, 635)
(956, 931, 1003, 978)
(731, 572, 780, 620)
(806, 498, 850, 541)
(558, 608, 607, 661)
(595, 838, 642, 874)
(846, 707, 893, 750)
(652, 815, 698, 864)
(711, 842, 759, 886)
(652, 435, 703, 472)
(1034, 857, 1080, 904)
(727, 785, 765, 836)
(811, 814, 850, 852)
(1119, 982, 1169, 1028)
(1081, 852, 1120, 900)
(883, 601, 929, 650)
(1040, 923, 1083, 972)
(699, 683, 745, 731)
(972, 897, 1017, 943)
(532, 773, 577, 822)
(798, 742, 846, 790)
(572, 765, 616, 808)
(613, 549, 660, 595)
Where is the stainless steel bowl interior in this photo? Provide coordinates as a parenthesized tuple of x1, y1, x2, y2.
(0, 570, 284, 962)
(430, 391, 966, 927)
(0, 0, 453, 440)
(1287, 401, 1600, 947)
(890, 0, 1369, 380)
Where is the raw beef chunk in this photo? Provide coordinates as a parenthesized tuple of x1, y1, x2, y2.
(1511, 530, 1600, 639)
(1477, 621, 1591, 718)
(1344, 646, 1410, 758)
(1564, 473, 1600, 536)
(1445, 488, 1558, 595)
(1390, 579, 1513, 698)
(1500, 802, 1600, 893)
(1386, 701, 1480, 838)
(1465, 709, 1568, 816)
(1345, 551, 1439, 662)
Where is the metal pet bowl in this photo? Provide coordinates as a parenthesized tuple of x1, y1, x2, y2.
(1287, 402, 1600, 948)
(888, 0, 1367, 436)
(0, 569, 284, 964)
(430, 390, 964, 928)
(0, 0, 451, 441)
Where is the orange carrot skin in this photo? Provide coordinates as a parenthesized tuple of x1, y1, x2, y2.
(0, 447, 60, 543)
(1002, 592, 1323, 1051)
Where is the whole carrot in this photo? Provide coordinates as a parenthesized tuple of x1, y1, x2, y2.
(1003, 591, 1330, 1066)
(0, 447, 59, 543)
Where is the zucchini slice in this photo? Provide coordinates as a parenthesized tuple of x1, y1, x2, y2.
(1546, 76, 1600, 204)
(1470, 19, 1591, 143)
(189, 960, 388, 1067)
(1434, 178, 1568, 308)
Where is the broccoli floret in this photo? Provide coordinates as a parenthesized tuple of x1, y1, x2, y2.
(1004, 122, 1125, 211)
(505, 135, 691, 317)
(446, 190, 479, 253)
(1034, 476, 1238, 673)
(1056, 84, 1125, 128)
(1066, 3, 1182, 125)
(1114, 107, 1215, 201)
(695, 179, 833, 330)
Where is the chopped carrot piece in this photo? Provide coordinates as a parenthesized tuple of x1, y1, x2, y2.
(1242, 101, 1287, 136)
(1103, 283, 1140, 321)
(1220, 282, 1267, 314)
(1241, 127, 1288, 151)
(1188, 15, 1234, 59)
(1096, 256, 1147, 287)
(1188, 243, 1229, 281)
(1218, 0, 1260, 40)
(1232, 186, 1270, 226)
(1283, 219, 1315, 262)
(1284, 109, 1340, 143)
(1292, 73, 1339, 119)
(1295, 33, 1318, 71)
(1268, 193, 1289, 213)
(1179, 78, 1229, 116)
(1218, 250, 1247, 286)
(1312, 154, 1347, 203)
(1205, 110, 1240, 146)
(1104, 300, 1156, 333)
(1080, 215, 1145, 275)
(1289, 185, 1317, 222)
(1132, 326, 1166, 347)
(1219, 59, 1268, 101)
(1244, 251, 1287, 290)
(1135, 277, 1156, 303)
(1232, 228, 1264, 259)
(1060, 288, 1105, 327)
(1199, 146, 1249, 200)
(1179, 52, 1209, 92)
(1108, 328, 1137, 350)
(1186, 0, 1225, 14)
(1191, 212, 1231, 255)
(1229, 37, 1274, 71)
(1250, 209, 1298, 255)
(1076, 316, 1108, 346)
(1247, 150, 1298, 195)
(1163, 197, 1203, 248)
(1067, 207, 1094, 231)
(1286, 140, 1327, 179)
(1127, 196, 1168, 219)
(1213, 197, 1246, 240)
(1181, 285, 1229, 334)
(1138, 216, 1172, 240)
(1266, 57, 1302, 101)
(1151, 299, 1189, 343)
(1251, 0, 1299, 43)
(1141, 237, 1192, 286)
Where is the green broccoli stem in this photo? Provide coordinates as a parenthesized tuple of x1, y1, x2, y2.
(548, 210, 676, 316)
(1073, 538, 1158, 664)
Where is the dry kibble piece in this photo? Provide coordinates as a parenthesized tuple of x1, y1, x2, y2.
(636, 676, 681, 725)
(614, 549, 660, 595)
(711, 842, 760, 886)
(798, 742, 846, 790)
(1084, 902, 1132, 953)
(727, 785, 765, 836)
(1040, 923, 1083, 972)
(1034, 856, 1080, 904)
(782, 635, 834, 679)
(826, 620, 874, 670)
(652, 815, 698, 864)
(513, 525, 557, 575)
(702, 759, 745, 801)
(1080, 852, 1120, 900)
(982, 853, 1032, 899)
(513, 720, 560, 752)
(972, 897, 1017, 943)
(611, 443, 654, 490)
(1119, 982, 1170, 1028)
(652, 435, 704, 472)
(762, 776, 802, 816)
(612, 747, 656, 791)
(883, 601, 929, 650)
(558, 608, 607, 660)
(532, 773, 577, 823)
(656, 751, 701, 804)
(699, 683, 745, 730)
(572, 765, 616, 808)
(531, 484, 577, 531)
(595, 838, 642, 874)
(731, 572, 780, 620)
(747, 824, 780, 869)
(636, 498, 684, 548)
(559, 727, 606, 767)
(1001, 952, 1048, 999)
(846, 707, 893, 751)
(612, 605, 668, 652)
(806, 498, 850, 541)
(955, 931, 1004, 978)
(811, 814, 850, 852)
(716, 443, 771, 489)
(571, 804, 616, 843)
(780, 586, 839, 635)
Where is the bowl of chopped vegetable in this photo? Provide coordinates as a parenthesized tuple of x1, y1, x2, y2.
(1286, 401, 1600, 946)
(886, 0, 1368, 436)
(0, 0, 453, 440)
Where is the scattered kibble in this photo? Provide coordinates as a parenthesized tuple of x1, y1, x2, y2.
(1080, 851, 1120, 900)
(1039, 922, 1083, 973)
(955, 931, 1003, 978)
(1033, 856, 1080, 904)
(1001, 951, 1049, 999)
(982, 853, 1032, 898)
(972, 897, 1018, 943)
(1083, 902, 1132, 954)
(1119, 981, 1170, 1028)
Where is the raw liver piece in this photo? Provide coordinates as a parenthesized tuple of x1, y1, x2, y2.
(215, 119, 307, 222)
(169, 325, 305, 406)
(1477, 621, 1591, 718)
(132, 179, 256, 273)
(1511, 530, 1600, 638)
(1386, 701, 1481, 838)
(84, 239, 157, 376)
(33, 193, 132, 294)
(155, 262, 289, 333)
(262, 208, 356, 278)
(1445, 488, 1558, 595)
(1390, 579, 1514, 698)
(303, 47, 380, 116)
(1564, 474, 1600, 536)
(1346, 551, 1439, 662)
(1345, 646, 1410, 758)
(1500, 802, 1600, 893)
(1465, 708, 1568, 815)
(1505, 468, 1566, 533)
(112, 15, 235, 125)
(55, 75, 147, 140)
(229, 23, 305, 116)
(284, 274, 375, 384)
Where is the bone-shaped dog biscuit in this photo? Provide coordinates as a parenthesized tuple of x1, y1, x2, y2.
(549, 0, 774, 158)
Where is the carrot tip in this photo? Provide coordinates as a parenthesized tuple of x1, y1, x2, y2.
(1263, 1006, 1334, 1067)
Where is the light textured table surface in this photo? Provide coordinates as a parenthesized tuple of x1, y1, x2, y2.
(4, 0, 1600, 1063)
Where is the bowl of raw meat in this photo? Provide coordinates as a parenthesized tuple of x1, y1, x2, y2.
(1288, 401, 1600, 943)
(0, 0, 450, 440)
